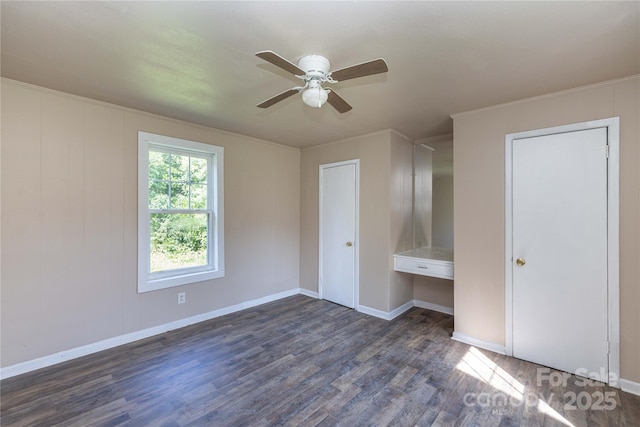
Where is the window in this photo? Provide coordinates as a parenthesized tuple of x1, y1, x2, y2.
(138, 132, 224, 293)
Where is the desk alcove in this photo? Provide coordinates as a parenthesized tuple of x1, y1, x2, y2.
(393, 247, 453, 280)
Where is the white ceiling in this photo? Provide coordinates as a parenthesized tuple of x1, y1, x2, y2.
(2, 1, 638, 148)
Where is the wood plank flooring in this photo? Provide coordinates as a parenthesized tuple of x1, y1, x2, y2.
(2, 295, 639, 426)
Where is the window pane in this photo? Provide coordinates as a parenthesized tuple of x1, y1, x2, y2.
(149, 182, 169, 209)
(190, 157, 207, 184)
(149, 151, 169, 181)
(171, 154, 189, 183)
(190, 183, 207, 209)
(170, 183, 189, 209)
(150, 213, 208, 273)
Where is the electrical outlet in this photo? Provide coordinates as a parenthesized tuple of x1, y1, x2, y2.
(178, 292, 186, 304)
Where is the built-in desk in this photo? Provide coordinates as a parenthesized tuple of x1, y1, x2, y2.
(393, 247, 454, 280)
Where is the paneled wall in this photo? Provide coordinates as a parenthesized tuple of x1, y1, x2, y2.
(299, 130, 413, 313)
(1, 80, 301, 367)
(452, 75, 640, 383)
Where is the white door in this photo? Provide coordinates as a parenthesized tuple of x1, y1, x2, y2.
(319, 160, 358, 308)
(511, 128, 609, 380)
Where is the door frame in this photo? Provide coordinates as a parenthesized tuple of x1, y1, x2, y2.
(319, 159, 360, 308)
(504, 117, 620, 386)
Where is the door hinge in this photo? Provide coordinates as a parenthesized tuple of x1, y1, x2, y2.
(606, 144, 610, 159)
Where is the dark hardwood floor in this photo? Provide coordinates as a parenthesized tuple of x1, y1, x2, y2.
(1, 295, 639, 426)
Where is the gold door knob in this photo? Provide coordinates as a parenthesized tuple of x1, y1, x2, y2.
(516, 258, 526, 266)
(346, 241, 353, 247)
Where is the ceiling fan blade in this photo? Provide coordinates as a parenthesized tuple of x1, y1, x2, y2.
(330, 58, 388, 82)
(327, 90, 352, 113)
(257, 88, 300, 109)
(256, 50, 305, 76)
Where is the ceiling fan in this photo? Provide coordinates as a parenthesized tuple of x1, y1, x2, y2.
(255, 50, 388, 113)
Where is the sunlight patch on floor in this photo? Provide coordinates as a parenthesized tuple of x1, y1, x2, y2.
(456, 346, 574, 427)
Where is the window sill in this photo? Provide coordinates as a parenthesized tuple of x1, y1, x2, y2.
(138, 269, 224, 293)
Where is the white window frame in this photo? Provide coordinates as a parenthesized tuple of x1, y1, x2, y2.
(138, 131, 224, 293)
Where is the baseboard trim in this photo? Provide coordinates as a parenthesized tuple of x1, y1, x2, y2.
(388, 301, 415, 320)
(358, 299, 453, 321)
(620, 378, 640, 396)
(6, 290, 635, 397)
(2, 292, 455, 379)
(357, 304, 391, 320)
(451, 331, 506, 355)
(357, 300, 415, 321)
(299, 288, 319, 299)
(413, 300, 454, 315)
(0, 288, 304, 380)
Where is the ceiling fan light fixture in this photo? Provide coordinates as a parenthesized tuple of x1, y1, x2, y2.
(302, 85, 328, 108)
(256, 50, 388, 113)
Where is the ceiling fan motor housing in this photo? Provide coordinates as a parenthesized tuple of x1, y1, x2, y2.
(297, 55, 331, 79)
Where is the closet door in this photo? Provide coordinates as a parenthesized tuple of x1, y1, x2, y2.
(319, 160, 358, 308)
(510, 128, 609, 380)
